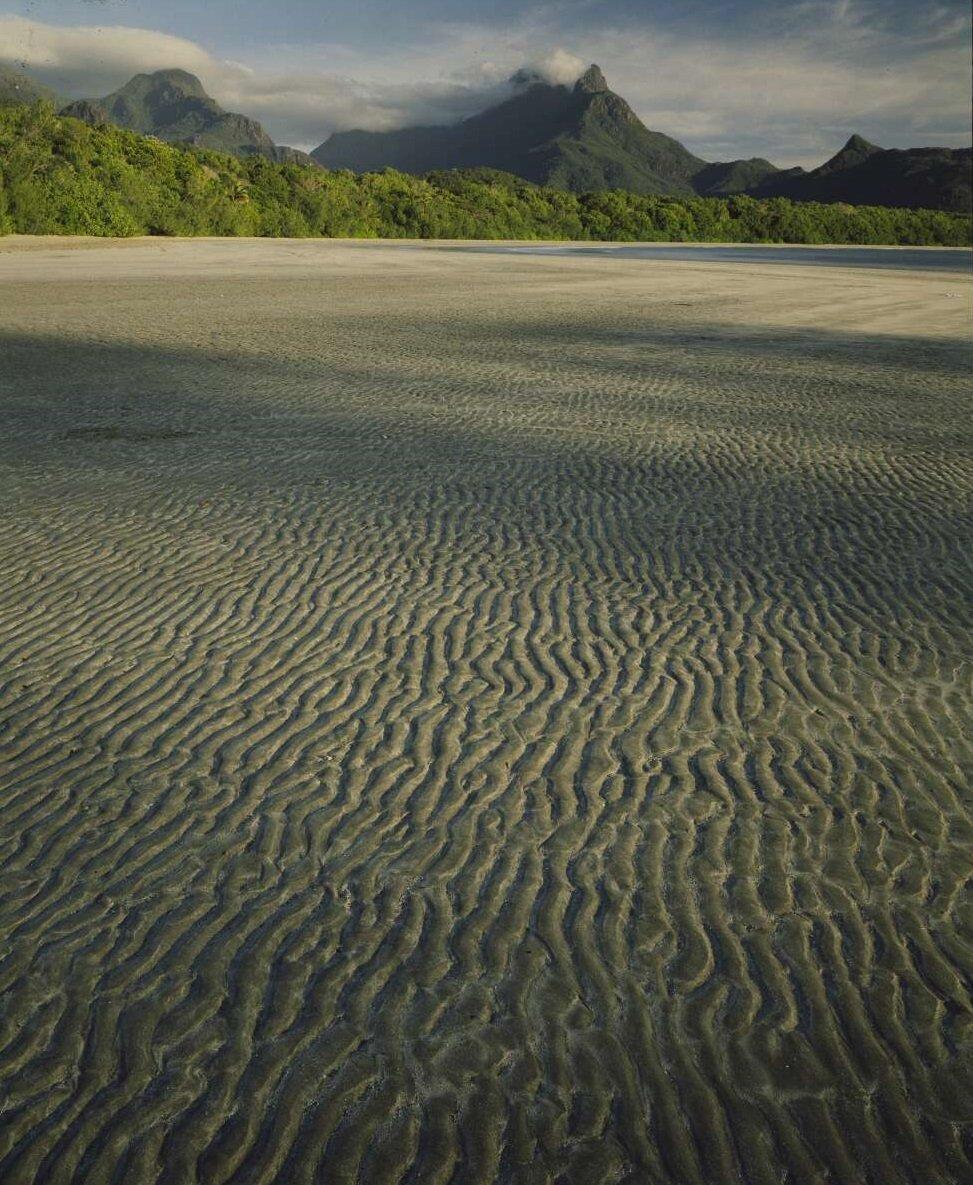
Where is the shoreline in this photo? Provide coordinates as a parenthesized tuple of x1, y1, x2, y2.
(1, 232, 970, 252)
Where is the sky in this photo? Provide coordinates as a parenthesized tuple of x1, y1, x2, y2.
(1, 1, 970, 165)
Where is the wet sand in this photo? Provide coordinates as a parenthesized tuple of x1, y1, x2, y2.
(0, 237, 971, 1184)
(469, 242, 973, 272)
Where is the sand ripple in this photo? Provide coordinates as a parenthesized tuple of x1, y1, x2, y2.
(0, 240, 971, 1184)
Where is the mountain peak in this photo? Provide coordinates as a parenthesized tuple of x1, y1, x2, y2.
(814, 133, 884, 178)
(575, 64, 608, 94)
(79, 68, 281, 159)
(842, 133, 880, 154)
(125, 69, 209, 99)
(315, 60, 709, 196)
(509, 67, 552, 90)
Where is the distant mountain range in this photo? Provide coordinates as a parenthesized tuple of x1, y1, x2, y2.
(1, 61, 969, 212)
(752, 133, 972, 213)
(315, 64, 971, 213)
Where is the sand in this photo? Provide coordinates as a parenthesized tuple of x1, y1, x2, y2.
(0, 237, 970, 1185)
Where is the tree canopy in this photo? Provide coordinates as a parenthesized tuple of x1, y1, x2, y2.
(1, 104, 969, 246)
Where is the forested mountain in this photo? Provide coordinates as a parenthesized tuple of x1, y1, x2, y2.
(314, 65, 970, 212)
(3, 60, 969, 211)
(754, 135, 971, 213)
(314, 64, 776, 198)
(693, 158, 781, 197)
(60, 69, 316, 165)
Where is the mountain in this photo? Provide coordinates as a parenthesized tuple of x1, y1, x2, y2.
(61, 69, 275, 157)
(754, 134, 972, 213)
(60, 69, 316, 165)
(693, 157, 782, 197)
(4, 59, 967, 211)
(0, 64, 58, 108)
(815, 133, 882, 175)
(314, 67, 970, 213)
(314, 64, 749, 198)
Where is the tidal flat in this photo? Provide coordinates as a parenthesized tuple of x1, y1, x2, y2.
(0, 237, 970, 1184)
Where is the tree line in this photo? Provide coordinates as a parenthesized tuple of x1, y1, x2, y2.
(1, 104, 969, 245)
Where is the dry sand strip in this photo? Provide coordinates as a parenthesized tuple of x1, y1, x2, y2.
(0, 237, 970, 1185)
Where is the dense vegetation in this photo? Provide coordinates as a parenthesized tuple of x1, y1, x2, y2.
(1, 104, 969, 245)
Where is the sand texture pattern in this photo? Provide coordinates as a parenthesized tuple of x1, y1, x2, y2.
(0, 238, 971, 1185)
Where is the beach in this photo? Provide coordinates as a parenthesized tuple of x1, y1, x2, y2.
(0, 236, 970, 1184)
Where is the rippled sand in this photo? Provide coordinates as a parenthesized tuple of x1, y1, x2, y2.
(1, 237, 971, 1185)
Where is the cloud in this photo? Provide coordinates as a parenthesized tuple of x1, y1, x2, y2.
(519, 48, 586, 86)
(0, 8, 968, 165)
(0, 14, 237, 97)
(0, 14, 529, 144)
(584, 18, 971, 164)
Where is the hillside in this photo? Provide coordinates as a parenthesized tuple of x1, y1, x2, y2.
(0, 64, 58, 108)
(693, 158, 782, 197)
(5, 59, 969, 211)
(315, 66, 970, 212)
(315, 65, 753, 197)
(755, 135, 972, 213)
(0, 103, 968, 245)
(60, 69, 315, 164)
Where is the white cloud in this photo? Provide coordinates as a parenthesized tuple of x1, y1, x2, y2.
(0, 14, 239, 95)
(521, 48, 586, 85)
(0, 14, 525, 144)
(586, 23, 970, 164)
(0, 10, 968, 165)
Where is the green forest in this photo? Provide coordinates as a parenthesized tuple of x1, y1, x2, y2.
(1, 103, 969, 245)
